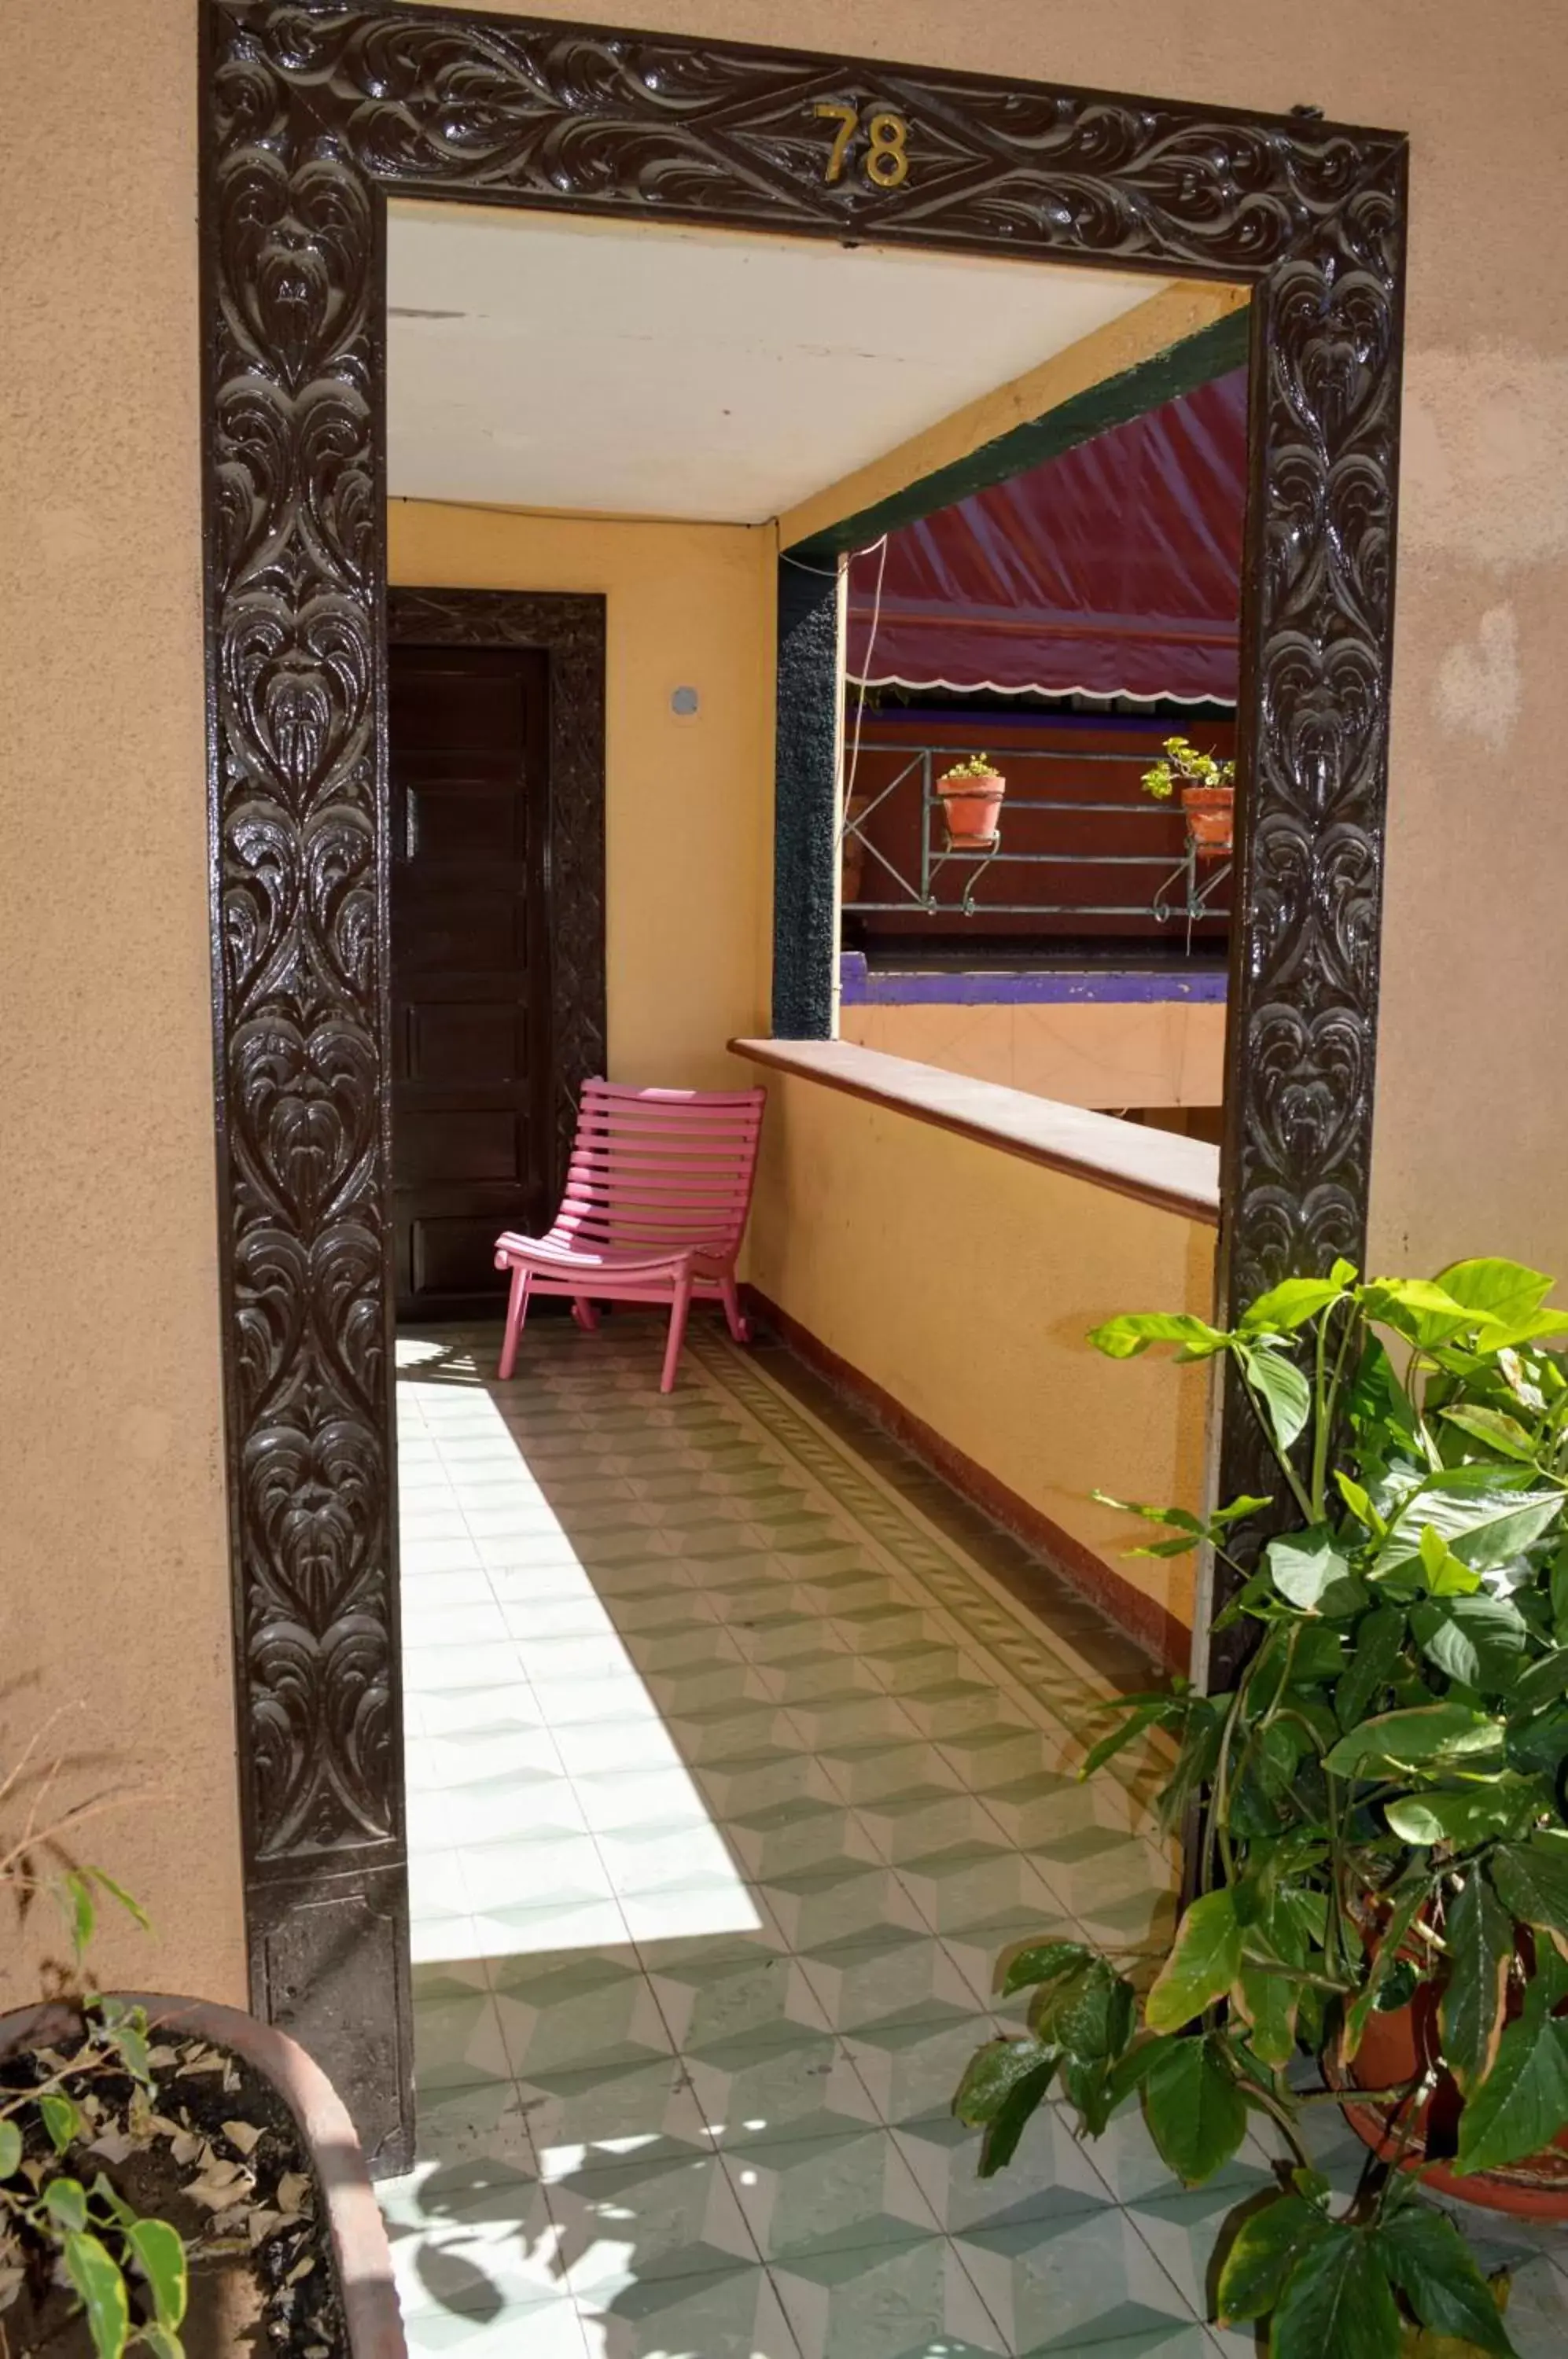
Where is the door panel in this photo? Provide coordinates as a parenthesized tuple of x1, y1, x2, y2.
(390, 643, 552, 1319)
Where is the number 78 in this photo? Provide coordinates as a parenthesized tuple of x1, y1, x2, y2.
(813, 101, 910, 188)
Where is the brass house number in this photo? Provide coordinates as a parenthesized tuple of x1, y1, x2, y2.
(813, 101, 911, 189)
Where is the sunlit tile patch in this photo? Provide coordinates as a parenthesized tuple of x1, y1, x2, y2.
(389, 1322, 1568, 2359)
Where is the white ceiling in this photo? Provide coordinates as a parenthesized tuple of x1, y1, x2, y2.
(387, 203, 1167, 525)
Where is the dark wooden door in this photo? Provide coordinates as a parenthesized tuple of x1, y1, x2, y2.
(389, 642, 552, 1319)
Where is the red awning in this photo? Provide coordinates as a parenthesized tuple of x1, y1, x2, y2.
(846, 367, 1246, 705)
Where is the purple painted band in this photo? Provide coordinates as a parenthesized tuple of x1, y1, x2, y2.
(838, 951, 1228, 1007)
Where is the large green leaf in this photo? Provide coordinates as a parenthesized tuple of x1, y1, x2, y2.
(1511, 1648, 1568, 1713)
(1240, 1344, 1313, 1456)
(1268, 2225, 1403, 2359)
(1215, 2192, 1331, 2323)
(1239, 1277, 1353, 1334)
(40, 2091, 81, 2155)
(1336, 1606, 1406, 1732)
(1145, 1889, 1242, 2033)
(1364, 1279, 1493, 1349)
(1412, 1595, 1530, 1695)
(1139, 2035, 1246, 2185)
(1377, 1485, 1566, 1578)
(1032, 1957, 1133, 2063)
(64, 2230, 131, 2359)
(1088, 1312, 1229, 1360)
(124, 2219, 186, 2330)
(1439, 1871, 1514, 2091)
(1441, 1405, 1539, 1465)
(1385, 1784, 1537, 1848)
(1324, 1704, 1505, 1778)
(0, 2117, 20, 2177)
(998, 1940, 1093, 1999)
(953, 2037, 1058, 2128)
(1375, 2202, 1516, 2355)
(1266, 1527, 1361, 1616)
(1435, 1259, 1554, 1338)
(1455, 1988, 1568, 2172)
(976, 2056, 1061, 2177)
(1418, 1523, 1484, 1597)
(1489, 1831, 1568, 1938)
(1231, 1960, 1298, 2069)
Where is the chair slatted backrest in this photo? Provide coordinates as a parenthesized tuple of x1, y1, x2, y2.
(553, 1080, 766, 1260)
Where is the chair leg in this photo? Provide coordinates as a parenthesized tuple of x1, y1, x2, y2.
(571, 1297, 599, 1332)
(720, 1274, 751, 1345)
(498, 1267, 532, 1381)
(661, 1273, 694, 1393)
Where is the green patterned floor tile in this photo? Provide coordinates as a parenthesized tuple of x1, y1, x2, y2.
(771, 2235, 1005, 2359)
(514, 2055, 714, 2181)
(757, 1859, 929, 1950)
(546, 2144, 759, 2293)
(489, 1951, 675, 2077)
(577, 2261, 801, 2359)
(893, 2107, 1112, 2238)
(956, 2210, 1205, 2354)
(402, 2292, 588, 2355)
(842, 2017, 1011, 2133)
(720, 1794, 875, 1882)
(794, 1928, 984, 2035)
(683, 2024, 882, 2151)
(640, 1927, 834, 2053)
(723, 2122, 939, 2265)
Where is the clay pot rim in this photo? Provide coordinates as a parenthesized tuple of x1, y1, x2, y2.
(1325, 2030, 1568, 2221)
(0, 1993, 407, 2357)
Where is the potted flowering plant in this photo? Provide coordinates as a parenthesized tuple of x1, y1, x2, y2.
(955, 1255, 1568, 2357)
(1141, 734, 1235, 855)
(935, 753, 1006, 848)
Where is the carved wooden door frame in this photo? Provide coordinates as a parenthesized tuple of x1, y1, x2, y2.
(200, 0, 1408, 2163)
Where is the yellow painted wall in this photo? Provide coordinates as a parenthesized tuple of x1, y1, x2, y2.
(389, 501, 775, 1088)
(741, 1069, 1215, 1632)
(840, 999, 1226, 1109)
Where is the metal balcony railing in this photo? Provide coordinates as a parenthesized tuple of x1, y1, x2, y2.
(840, 743, 1232, 933)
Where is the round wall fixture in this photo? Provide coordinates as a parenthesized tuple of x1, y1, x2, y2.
(670, 685, 701, 719)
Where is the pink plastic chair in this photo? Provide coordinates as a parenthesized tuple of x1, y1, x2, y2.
(494, 1080, 767, 1393)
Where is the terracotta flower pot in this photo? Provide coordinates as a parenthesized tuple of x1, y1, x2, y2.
(1180, 781, 1233, 856)
(937, 771, 1006, 848)
(1332, 1978, 1568, 2221)
(0, 1993, 407, 2354)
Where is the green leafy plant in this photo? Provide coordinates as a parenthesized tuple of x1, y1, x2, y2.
(955, 1256, 1568, 2357)
(1140, 733, 1235, 800)
(2, 1732, 189, 2356)
(937, 751, 1001, 782)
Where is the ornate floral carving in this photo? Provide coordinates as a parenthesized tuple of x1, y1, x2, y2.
(386, 588, 608, 1182)
(202, 0, 1408, 2135)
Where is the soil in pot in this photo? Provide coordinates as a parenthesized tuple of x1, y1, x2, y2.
(937, 771, 1005, 848)
(1, 2019, 347, 2356)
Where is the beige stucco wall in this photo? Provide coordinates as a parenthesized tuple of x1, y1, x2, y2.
(742, 1069, 1215, 1632)
(388, 500, 775, 1086)
(5, 0, 1567, 1992)
(841, 999, 1227, 1109)
(0, 1, 244, 2005)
